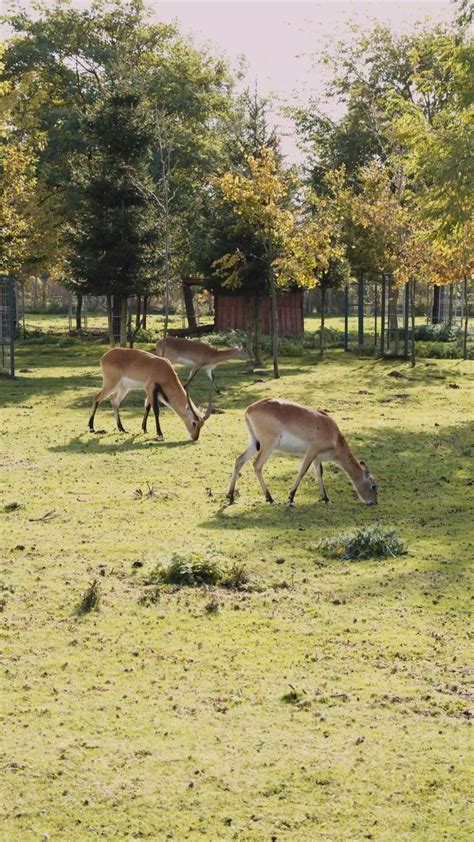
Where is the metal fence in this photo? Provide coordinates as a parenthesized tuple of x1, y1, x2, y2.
(0, 276, 15, 376)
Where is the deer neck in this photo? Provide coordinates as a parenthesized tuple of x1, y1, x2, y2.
(217, 348, 237, 361)
(334, 439, 363, 488)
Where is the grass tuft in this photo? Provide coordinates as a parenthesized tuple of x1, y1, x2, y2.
(219, 564, 250, 590)
(3, 501, 22, 512)
(148, 553, 223, 587)
(204, 596, 220, 614)
(77, 579, 101, 614)
(313, 525, 407, 561)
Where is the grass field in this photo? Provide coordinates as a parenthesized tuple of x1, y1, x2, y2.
(1, 338, 473, 840)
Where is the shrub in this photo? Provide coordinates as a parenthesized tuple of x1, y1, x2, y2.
(313, 525, 407, 561)
(144, 555, 251, 591)
(198, 329, 247, 348)
(148, 553, 223, 586)
(414, 323, 461, 342)
(134, 328, 159, 343)
(77, 579, 101, 614)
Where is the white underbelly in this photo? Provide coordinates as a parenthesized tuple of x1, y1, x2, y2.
(121, 377, 144, 390)
(176, 356, 195, 367)
(275, 431, 308, 454)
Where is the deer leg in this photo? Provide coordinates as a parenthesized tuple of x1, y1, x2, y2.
(253, 446, 276, 504)
(227, 437, 258, 503)
(151, 383, 164, 440)
(111, 386, 129, 433)
(288, 448, 318, 506)
(184, 365, 201, 388)
(206, 366, 221, 394)
(313, 459, 330, 503)
(142, 398, 151, 433)
(88, 384, 115, 432)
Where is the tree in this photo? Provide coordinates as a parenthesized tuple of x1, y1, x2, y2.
(387, 26, 473, 358)
(3, 0, 234, 339)
(213, 149, 333, 377)
(66, 86, 159, 345)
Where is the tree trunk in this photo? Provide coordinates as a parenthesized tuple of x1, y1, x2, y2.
(448, 283, 454, 325)
(142, 296, 148, 329)
(254, 294, 262, 366)
(119, 297, 128, 347)
(432, 284, 441, 324)
(463, 275, 469, 360)
(106, 295, 115, 347)
(268, 266, 280, 379)
(76, 293, 83, 332)
(319, 286, 326, 355)
(135, 296, 142, 331)
(388, 281, 399, 354)
(410, 278, 416, 368)
(182, 283, 197, 328)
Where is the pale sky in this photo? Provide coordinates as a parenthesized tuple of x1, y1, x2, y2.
(3, 1, 456, 160)
(154, 1, 455, 160)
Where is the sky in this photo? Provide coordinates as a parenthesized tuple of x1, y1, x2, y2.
(3, 0, 456, 161)
(153, 1, 455, 160)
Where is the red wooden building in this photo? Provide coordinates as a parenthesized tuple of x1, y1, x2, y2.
(215, 291, 304, 337)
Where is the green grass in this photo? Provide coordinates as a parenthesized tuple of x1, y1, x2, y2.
(1, 338, 473, 840)
(20, 310, 214, 335)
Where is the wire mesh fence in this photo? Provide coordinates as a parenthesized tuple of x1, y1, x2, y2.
(0, 276, 15, 376)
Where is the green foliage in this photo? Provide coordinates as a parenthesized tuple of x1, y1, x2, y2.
(313, 525, 407, 561)
(148, 553, 223, 587)
(219, 564, 250, 590)
(415, 323, 461, 342)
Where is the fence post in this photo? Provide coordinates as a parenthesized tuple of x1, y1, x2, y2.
(380, 274, 386, 357)
(358, 269, 364, 347)
(344, 284, 349, 351)
(404, 281, 409, 357)
(8, 277, 15, 376)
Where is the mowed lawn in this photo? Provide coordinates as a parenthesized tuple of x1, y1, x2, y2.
(1, 340, 473, 841)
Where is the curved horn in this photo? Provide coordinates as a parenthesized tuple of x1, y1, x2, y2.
(203, 388, 213, 421)
(185, 387, 201, 421)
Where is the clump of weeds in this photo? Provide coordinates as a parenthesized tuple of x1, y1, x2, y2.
(204, 596, 220, 614)
(3, 501, 21, 512)
(219, 564, 250, 590)
(77, 579, 101, 615)
(148, 553, 223, 587)
(313, 525, 407, 561)
(133, 482, 157, 500)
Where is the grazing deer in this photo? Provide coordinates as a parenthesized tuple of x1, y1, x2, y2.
(88, 348, 212, 441)
(156, 336, 250, 393)
(227, 398, 378, 506)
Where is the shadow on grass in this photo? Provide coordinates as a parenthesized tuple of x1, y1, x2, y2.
(200, 421, 473, 550)
(49, 433, 196, 455)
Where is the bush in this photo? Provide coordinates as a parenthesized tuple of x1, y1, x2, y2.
(134, 328, 159, 343)
(198, 329, 247, 348)
(144, 554, 251, 591)
(313, 525, 407, 561)
(148, 553, 223, 586)
(414, 323, 461, 342)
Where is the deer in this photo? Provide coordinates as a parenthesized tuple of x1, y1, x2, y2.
(88, 348, 212, 441)
(156, 336, 250, 394)
(227, 398, 378, 506)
